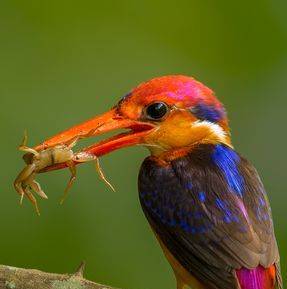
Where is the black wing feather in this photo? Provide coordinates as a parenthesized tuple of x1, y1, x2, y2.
(138, 144, 280, 289)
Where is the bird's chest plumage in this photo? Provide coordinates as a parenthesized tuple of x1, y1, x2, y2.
(138, 144, 280, 289)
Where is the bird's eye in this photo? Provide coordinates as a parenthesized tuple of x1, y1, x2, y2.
(145, 102, 169, 120)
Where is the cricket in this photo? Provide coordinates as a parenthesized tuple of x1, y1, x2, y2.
(14, 131, 114, 215)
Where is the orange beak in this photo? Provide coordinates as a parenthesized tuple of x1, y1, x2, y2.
(35, 107, 155, 172)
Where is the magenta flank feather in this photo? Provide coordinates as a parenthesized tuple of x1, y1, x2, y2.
(236, 265, 276, 289)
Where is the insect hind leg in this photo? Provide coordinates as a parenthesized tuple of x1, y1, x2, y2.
(60, 161, 77, 204)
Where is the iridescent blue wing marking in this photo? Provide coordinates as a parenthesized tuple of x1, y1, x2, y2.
(138, 144, 280, 289)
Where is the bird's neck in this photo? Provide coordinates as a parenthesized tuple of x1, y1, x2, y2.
(150, 141, 233, 163)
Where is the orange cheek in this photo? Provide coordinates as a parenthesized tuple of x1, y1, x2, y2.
(147, 124, 210, 149)
(143, 110, 230, 152)
(144, 111, 200, 149)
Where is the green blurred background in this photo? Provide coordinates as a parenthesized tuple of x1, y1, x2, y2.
(0, 0, 286, 288)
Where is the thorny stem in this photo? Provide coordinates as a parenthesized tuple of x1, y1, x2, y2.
(0, 263, 117, 289)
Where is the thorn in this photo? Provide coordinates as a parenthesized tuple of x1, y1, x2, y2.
(95, 158, 115, 192)
(74, 261, 86, 278)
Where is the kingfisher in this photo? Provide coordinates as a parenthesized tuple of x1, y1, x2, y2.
(32, 75, 282, 289)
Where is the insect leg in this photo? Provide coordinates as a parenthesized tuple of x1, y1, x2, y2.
(60, 160, 77, 204)
(25, 188, 41, 216)
(29, 179, 48, 200)
(95, 157, 115, 192)
(14, 164, 36, 204)
(18, 130, 40, 157)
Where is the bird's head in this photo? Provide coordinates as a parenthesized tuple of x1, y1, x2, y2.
(36, 75, 231, 163)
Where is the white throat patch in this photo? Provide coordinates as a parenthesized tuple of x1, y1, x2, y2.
(192, 120, 227, 142)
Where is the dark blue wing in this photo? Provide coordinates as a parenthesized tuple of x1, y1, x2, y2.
(138, 144, 280, 289)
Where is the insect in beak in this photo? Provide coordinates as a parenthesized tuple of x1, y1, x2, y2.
(14, 107, 155, 214)
(35, 107, 155, 172)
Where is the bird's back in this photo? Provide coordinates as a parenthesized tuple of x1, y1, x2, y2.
(138, 143, 282, 289)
